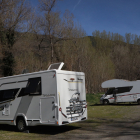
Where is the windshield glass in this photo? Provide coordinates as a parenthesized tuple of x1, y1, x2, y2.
(106, 88, 115, 95)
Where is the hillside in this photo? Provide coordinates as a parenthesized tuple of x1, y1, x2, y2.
(1, 31, 140, 94)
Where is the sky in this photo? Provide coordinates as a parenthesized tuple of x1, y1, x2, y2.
(30, 0, 140, 36)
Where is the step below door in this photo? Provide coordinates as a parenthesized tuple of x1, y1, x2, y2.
(40, 97, 55, 123)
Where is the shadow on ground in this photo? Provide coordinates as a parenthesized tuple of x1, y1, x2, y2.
(91, 121, 140, 139)
(28, 125, 80, 135)
(0, 124, 80, 135)
(77, 119, 140, 139)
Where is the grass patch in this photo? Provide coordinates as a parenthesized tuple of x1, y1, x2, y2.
(88, 105, 125, 120)
(87, 104, 139, 123)
(86, 93, 103, 105)
(86, 93, 139, 122)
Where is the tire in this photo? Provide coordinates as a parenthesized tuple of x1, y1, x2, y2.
(103, 99, 109, 105)
(137, 99, 140, 105)
(16, 118, 26, 132)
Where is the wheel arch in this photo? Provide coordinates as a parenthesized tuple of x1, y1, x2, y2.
(103, 99, 109, 105)
(14, 113, 28, 126)
(137, 98, 140, 104)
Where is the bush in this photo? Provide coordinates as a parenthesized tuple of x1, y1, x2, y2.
(86, 93, 104, 105)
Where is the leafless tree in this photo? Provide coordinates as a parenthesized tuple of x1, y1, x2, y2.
(37, 0, 74, 63)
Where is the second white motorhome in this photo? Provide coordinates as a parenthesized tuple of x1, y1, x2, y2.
(100, 79, 140, 105)
(0, 62, 87, 131)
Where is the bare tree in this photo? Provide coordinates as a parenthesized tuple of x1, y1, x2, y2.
(38, 0, 74, 63)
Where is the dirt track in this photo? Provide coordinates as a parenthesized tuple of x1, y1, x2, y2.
(27, 120, 140, 140)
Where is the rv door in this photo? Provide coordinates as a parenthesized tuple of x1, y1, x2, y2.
(40, 97, 56, 123)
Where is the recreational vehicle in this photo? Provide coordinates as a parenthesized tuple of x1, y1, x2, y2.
(0, 62, 87, 131)
(100, 79, 140, 105)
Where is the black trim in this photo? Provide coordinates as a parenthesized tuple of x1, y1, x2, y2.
(0, 120, 13, 121)
(81, 117, 86, 120)
(27, 120, 40, 121)
(29, 94, 41, 96)
(62, 121, 69, 124)
(0, 80, 28, 87)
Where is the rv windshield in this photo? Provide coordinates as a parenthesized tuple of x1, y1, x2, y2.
(106, 88, 115, 95)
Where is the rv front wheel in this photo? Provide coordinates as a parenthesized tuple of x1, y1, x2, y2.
(16, 118, 26, 132)
(103, 99, 109, 105)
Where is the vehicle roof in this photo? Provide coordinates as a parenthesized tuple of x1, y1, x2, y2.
(101, 79, 137, 88)
(0, 69, 84, 80)
(56, 70, 84, 75)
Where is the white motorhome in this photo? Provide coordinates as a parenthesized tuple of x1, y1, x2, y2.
(0, 62, 87, 131)
(100, 79, 140, 105)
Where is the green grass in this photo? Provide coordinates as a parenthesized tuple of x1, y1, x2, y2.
(86, 93, 103, 105)
(86, 93, 138, 122)
(87, 105, 131, 120)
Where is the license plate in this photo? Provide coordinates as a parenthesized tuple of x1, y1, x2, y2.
(71, 117, 78, 121)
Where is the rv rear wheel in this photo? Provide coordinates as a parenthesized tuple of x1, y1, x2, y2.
(16, 118, 26, 132)
(137, 99, 140, 105)
(103, 99, 109, 105)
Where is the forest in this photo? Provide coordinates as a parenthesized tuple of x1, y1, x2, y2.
(0, 0, 140, 93)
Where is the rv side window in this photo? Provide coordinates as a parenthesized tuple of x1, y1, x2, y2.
(0, 88, 19, 102)
(24, 77, 42, 95)
(116, 86, 133, 94)
(18, 88, 28, 97)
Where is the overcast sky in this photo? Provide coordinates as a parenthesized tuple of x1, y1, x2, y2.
(30, 0, 140, 36)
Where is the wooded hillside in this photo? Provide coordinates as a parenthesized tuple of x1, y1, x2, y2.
(0, 0, 139, 93)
